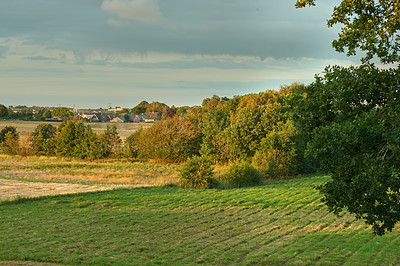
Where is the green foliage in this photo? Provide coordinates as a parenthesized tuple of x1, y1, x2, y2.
(7, 108, 34, 120)
(2, 132, 19, 155)
(227, 103, 281, 160)
(0, 104, 8, 118)
(296, 0, 400, 64)
(0, 126, 17, 143)
(252, 120, 297, 178)
(123, 129, 141, 158)
(179, 156, 215, 188)
(98, 125, 121, 158)
(223, 162, 263, 188)
(31, 124, 56, 155)
(200, 106, 230, 162)
(34, 108, 52, 121)
(51, 107, 73, 117)
(38, 121, 121, 159)
(296, 64, 400, 235)
(130, 116, 201, 162)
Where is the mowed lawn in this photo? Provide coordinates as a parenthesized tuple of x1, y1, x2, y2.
(1, 175, 400, 265)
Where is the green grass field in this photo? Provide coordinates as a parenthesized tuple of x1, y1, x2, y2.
(1, 175, 399, 265)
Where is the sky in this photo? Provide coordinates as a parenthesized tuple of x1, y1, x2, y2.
(0, 0, 359, 109)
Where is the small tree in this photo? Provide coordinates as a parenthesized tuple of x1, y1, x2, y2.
(179, 156, 215, 189)
(31, 124, 56, 155)
(0, 126, 17, 143)
(223, 162, 263, 188)
(2, 131, 19, 155)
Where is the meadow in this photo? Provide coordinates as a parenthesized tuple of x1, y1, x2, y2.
(1, 172, 400, 264)
(0, 154, 179, 187)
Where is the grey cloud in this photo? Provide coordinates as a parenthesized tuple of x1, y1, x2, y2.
(24, 55, 57, 61)
(0, 46, 9, 58)
(0, 0, 344, 61)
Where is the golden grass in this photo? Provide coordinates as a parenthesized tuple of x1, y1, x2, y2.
(0, 154, 179, 187)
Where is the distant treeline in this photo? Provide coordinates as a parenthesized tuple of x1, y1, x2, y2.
(0, 83, 309, 178)
(0, 101, 189, 121)
(2, 64, 399, 188)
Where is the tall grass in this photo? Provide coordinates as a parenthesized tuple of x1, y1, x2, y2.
(0, 154, 179, 186)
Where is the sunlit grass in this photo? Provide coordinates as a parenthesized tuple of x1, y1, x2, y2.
(1, 174, 399, 264)
(0, 154, 179, 186)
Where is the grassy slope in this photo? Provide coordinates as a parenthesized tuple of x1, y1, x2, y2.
(1, 175, 399, 265)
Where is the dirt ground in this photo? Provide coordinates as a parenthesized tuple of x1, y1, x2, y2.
(0, 178, 127, 201)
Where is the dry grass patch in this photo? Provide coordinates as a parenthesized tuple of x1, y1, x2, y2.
(0, 154, 179, 186)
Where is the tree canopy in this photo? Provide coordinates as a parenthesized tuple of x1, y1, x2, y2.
(0, 104, 8, 118)
(294, 64, 400, 235)
(296, 0, 400, 63)
(294, 0, 400, 235)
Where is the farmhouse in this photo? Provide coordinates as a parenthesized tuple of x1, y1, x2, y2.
(132, 115, 145, 123)
(110, 117, 124, 123)
(145, 112, 161, 122)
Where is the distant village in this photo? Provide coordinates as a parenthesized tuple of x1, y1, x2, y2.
(51, 110, 162, 123)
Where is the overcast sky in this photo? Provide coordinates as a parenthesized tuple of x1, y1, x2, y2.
(0, 0, 359, 108)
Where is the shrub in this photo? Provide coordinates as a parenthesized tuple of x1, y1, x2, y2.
(223, 162, 263, 188)
(0, 126, 17, 143)
(179, 156, 215, 189)
(2, 131, 19, 155)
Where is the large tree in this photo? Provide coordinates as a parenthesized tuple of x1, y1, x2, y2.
(294, 65, 400, 235)
(296, 0, 400, 63)
(295, 1, 400, 234)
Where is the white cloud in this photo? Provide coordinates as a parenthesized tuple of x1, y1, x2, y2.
(101, 0, 162, 23)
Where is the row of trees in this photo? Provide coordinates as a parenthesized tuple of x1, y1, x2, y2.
(123, 85, 304, 180)
(0, 106, 72, 121)
(0, 121, 121, 159)
(0, 102, 189, 121)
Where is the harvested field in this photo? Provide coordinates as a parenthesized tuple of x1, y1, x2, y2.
(0, 178, 126, 201)
(0, 120, 153, 139)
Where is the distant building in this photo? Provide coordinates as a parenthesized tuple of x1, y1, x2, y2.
(132, 115, 145, 123)
(145, 112, 161, 122)
(110, 117, 124, 123)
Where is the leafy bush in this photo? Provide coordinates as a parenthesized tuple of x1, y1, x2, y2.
(223, 162, 263, 188)
(2, 131, 19, 155)
(0, 126, 17, 143)
(179, 156, 215, 189)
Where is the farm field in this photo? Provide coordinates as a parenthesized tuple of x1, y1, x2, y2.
(1, 172, 400, 264)
(0, 120, 153, 139)
(0, 155, 179, 190)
